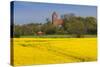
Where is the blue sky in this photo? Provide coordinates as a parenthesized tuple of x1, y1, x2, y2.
(13, 1, 97, 24)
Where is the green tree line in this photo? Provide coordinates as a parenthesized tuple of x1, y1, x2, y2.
(13, 13, 97, 38)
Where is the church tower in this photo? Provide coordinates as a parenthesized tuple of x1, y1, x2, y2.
(52, 12, 63, 26)
(52, 12, 58, 26)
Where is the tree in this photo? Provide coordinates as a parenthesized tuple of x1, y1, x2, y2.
(84, 17, 97, 34)
(66, 18, 85, 37)
(13, 24, 21, 37)
(41, 22, 56, 34)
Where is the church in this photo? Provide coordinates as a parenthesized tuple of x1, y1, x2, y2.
(52, 12, 64, 26)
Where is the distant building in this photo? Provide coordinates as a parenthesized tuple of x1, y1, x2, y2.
(52, 12, 63, 26)
(37, 31, 44, 35)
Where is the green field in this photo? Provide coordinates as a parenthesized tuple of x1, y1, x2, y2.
(20, 35, 97, 38)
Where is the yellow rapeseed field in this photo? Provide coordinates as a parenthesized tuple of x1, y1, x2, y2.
(12, 38, 97, 66)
